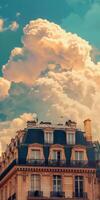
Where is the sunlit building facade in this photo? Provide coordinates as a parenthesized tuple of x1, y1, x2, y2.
(0, 119, 100, 200)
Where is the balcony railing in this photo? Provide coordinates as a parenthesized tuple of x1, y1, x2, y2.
(50, 191, 65, 198)
(48, 160, 96, 168)
(48, 160, 66, 167)
(28, 191, 43, 198)
(8, 193, 16, 200)
(70, 160, 96, 168)
(26, 159, 45, 166)
(73, 192, 88, 199)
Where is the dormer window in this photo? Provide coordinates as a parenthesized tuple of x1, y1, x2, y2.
(67, 132, 75, 145)
(27, 144, 44, 163)
(75, 151, 84, 161)
(31, 150, 40, 160)
(44, 131, 53, 144)
(53, 150, 61, 161)
(71, 145, 88, 163)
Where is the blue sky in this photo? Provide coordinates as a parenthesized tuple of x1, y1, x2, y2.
(0, 0, 100, 151)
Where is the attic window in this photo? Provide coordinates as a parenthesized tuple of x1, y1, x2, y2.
(31, 150, 40, 159)
(67, 132, 75, 145)
(44, 131, 53, 144)
(75, 151, 84, 161)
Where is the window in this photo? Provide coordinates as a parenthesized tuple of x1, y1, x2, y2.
(53, 151, 61, 161)
(45, 131, 53, 144)
(75, 151, 84, 160)
(53, 175, 62, 192)
(31, 175, 40, 191)
(67, 133, 75, 144)
(75, 176, 84, 197)
(31, 150, 40, 159)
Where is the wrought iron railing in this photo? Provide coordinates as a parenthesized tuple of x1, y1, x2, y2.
(28, 191, 43, 197)
(50, 191, 65, 197)
(70, 160, 96, 168)
(7, 193, 16, 200)
(73, 192, 88, 199)
(26, 159, 45, 166)
(48, 160, 66, 166)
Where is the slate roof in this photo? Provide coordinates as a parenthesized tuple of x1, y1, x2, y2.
(17, 128, 95, 163)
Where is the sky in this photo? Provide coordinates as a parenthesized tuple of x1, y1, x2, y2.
(0, 0, 100, 153)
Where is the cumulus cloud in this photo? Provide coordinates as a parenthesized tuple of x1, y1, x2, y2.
(3, 18, 93, 85)
(0, 19, 19, 32)
(0, 18, 100, 154)
(0, 18, 4, 32)
(0, 78, 11, 100)
(0, 112, 37, 154)
(9, 21, 19, 31)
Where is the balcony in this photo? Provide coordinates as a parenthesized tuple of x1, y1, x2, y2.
(70, 160, 96, 168)
(48, 160, 66, 167)
(50, 191, 65, 198)
(27, 191, 43, 199)
(73, 192, 88, 199)
(48, 160, 96, 168)
(27, 191, 88, 200)
(26, 159, 45, 166)
(8, 193, 16, 200)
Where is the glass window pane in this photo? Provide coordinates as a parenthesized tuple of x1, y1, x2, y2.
(53, 151, 57, 160)
(75, 176, 83, 197)
(31, 175, 40, 191)
(53, 175, 62, 192)
(75, 152, 78, 160)
(75, 151, 84, 160)
(53, 151, 61, 160)
(31, 150, 40, 159)
(67, 133, 75, 144)
(45, 132, 53, 143)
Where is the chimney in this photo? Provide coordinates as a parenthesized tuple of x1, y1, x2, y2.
(27, 120, 37, 128)
(84, 119, 92, 141)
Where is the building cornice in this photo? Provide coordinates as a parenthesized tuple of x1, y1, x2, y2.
(16, 165, 96, 174)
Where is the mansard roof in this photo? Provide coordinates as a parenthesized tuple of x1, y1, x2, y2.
(17, 127, 95, 163)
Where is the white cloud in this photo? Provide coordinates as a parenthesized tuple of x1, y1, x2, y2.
(9, 21, 19, 31)
(0, 78, 11, 100)
(3, 18, 94, 85)
(0, 19, 19, 32)
(0, 18, 4, 32)
(0, 112, 37, 154)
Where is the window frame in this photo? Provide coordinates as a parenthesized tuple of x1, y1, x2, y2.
(75, 151, 84, 161)
(75, 176, 84, 197)
(53, 150, 61, 161)
(53, 175, 62, 192)
(31, 174, 41, 191)
(67, 132, 75, 145)
(31, 149, 41, 160)
(44, 131, 53, 144)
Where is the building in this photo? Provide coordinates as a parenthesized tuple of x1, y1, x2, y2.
(0, 119, 100, 200)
